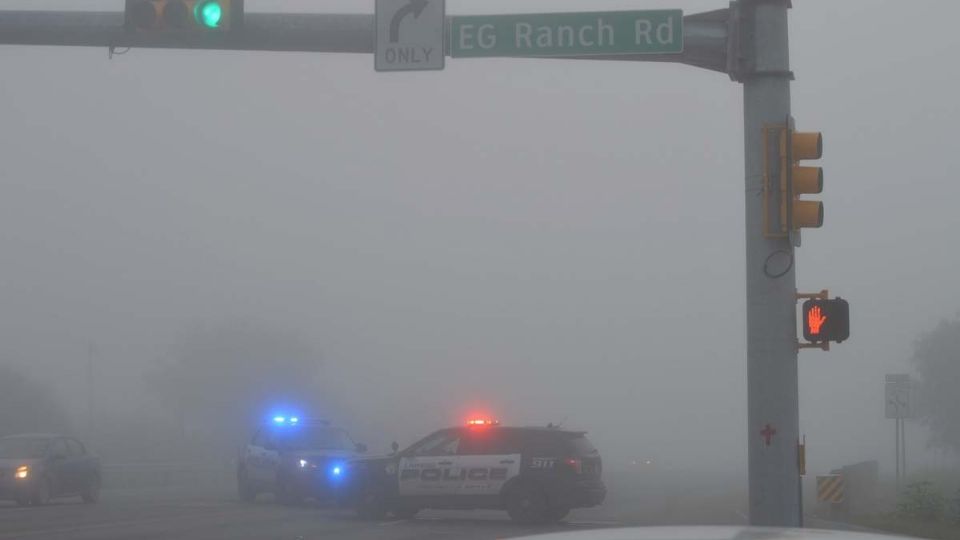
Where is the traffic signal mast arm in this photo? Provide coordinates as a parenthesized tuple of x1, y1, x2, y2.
(0, 11, 372, 53)
(0, 8, 736, 77)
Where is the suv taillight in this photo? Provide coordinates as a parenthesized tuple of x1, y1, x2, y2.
(564, 458, 582, 474)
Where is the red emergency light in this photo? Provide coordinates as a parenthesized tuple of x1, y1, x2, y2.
(467, 418, 499, 427)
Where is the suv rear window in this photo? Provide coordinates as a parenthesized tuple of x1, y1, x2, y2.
(509, 429, 599, 456)
(565, 435, 599, 456)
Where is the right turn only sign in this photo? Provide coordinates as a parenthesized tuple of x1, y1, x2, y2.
(375, 0, 446, 72)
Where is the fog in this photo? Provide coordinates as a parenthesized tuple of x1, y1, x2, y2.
(1, 0, 958, 485)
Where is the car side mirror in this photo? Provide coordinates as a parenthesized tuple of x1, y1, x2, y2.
(391, 441, 400, 454)
(355, 443, 368, 454)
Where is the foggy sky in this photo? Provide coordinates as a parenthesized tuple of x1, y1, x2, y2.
(1, 0, 958, 478)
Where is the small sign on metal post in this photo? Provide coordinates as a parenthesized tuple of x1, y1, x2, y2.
(885, 374, 913, 419)
(375, 0, 445, 72)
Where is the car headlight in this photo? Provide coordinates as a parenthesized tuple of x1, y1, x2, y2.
(299, 459, 309, 468)
(15, 465, 29, 480)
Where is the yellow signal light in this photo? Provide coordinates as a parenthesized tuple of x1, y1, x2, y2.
(791, 131, 822, 161)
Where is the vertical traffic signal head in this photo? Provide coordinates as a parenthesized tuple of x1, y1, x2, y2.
(125, 0, 241, 31)
(785, 129, 824, 230)
(802, 298, 850, 343)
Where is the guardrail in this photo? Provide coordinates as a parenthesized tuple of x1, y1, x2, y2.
(101, 462, 235, 490)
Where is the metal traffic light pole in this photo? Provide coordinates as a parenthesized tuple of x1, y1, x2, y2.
(741, 0, 802, 527)
(0, 0, 804, 527)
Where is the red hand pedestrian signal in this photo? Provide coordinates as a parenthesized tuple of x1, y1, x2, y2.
(801, 298, 850, 344)
(807, 305, 827, 335)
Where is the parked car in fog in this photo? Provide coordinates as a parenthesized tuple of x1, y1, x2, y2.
(0, 433, 101, 506)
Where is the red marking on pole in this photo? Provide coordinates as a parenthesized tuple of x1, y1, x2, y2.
(761, 424, 777, 446)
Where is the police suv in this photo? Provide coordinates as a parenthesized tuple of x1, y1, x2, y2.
(346, 419, 605, 524)
(237, 416, 366, 504)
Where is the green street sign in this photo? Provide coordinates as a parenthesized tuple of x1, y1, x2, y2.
(451, 10, 683, 58)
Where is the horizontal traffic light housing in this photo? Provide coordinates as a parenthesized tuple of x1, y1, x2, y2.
(125, 0, 242, 31)
(802, 298, 850, 343)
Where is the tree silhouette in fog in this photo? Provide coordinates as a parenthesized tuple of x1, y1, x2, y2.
(0, 363, 71, 436)
(145, 322, 325, 457)
(912, 316, 960, 453)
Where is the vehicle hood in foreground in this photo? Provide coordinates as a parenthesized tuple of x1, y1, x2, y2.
(516, 526, 908, 540)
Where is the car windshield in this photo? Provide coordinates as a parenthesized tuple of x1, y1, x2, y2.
(273, 427, 355, 451)
(0, 437, 50, 459)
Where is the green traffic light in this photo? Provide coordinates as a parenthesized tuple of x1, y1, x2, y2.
(196, 1, 223, 28)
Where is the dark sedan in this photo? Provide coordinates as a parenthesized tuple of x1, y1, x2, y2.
(0, 434, 101, 506)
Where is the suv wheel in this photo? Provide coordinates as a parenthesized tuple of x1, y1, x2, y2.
(356, 485, 388, 520)
(391, 504, 420, 519)
(505, 482, 548, 524)
(237, 469, 257, 503)
(545, 506, 570, 522)
(276, 478, 303, 506)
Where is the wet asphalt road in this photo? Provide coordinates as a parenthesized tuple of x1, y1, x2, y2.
(0, 471, 750, 540)
(0, 489, 624, 540)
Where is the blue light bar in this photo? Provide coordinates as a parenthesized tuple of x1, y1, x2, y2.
(290, 417, 299, 424)
(273, 416, 286, 424)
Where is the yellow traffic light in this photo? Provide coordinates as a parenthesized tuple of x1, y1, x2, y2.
(125, 0, 242, 32)
(762, 122, 825, 238)
(783, 130, 824, 230)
